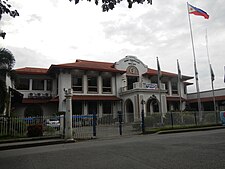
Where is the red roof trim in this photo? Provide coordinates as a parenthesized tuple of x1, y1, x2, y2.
(72, 95, 121, 101)
(187, 96, 225, 103)
(22, 98, 50, 104)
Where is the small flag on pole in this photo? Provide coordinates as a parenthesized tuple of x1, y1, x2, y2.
(210, 64, 215, 82)
(224, 66, 225, 83)
(157, 57, 162, 80)
(188, 3, 209, 19)
(177, 59, 182, 80)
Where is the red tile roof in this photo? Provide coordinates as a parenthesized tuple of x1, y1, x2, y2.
(144, 69, 193, 80)
(15, 67, 48, 75)
(48, 59, 126, 74)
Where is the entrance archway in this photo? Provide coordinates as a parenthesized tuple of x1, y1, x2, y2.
(146, 95, 160, 115)
(125, 99, 134, 122)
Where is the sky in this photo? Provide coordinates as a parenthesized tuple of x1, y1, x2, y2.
(0, 0, 225, 93)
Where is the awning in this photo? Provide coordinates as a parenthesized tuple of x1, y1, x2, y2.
(72, 95, 121, 101)
(166, 96, 186, 101)
(10, 87, 23, 105)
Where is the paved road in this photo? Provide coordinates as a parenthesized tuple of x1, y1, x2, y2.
(0, 129, 225, 169)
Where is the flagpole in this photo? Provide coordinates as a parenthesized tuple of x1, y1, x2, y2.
(177, 59, 182, 114)
(187, 2, 202, 123)
(157, 57, 163, 125)
(205, 29, 217, 123)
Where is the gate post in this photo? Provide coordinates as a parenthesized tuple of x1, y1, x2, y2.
(118, 111, 123, 136)
(92, 111, 97, 138)
(64, 88, 74, 142)
(141, 99, 145, 134)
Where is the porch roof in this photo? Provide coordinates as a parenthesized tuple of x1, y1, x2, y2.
(166, 96, 186, 101)
(72, 95, 121, 101)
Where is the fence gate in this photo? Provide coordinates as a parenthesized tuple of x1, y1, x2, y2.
(71, 113, 141, 140)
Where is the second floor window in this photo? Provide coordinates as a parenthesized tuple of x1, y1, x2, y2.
(72, 76, 83, 92)
(16, 78, 29, 90)
(172, 81, 178, 94)
(32, 79, 44, 90)
(88, 76, 97, 92)
(47, 79, 52, 91)
(102, 77, 111, 93)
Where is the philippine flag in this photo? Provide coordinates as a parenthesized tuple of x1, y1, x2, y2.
(188, 3, 209, 19)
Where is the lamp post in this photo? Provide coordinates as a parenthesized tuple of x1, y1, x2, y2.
(141, 99, 145, 133)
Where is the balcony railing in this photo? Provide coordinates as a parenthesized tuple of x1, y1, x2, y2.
(120, 82, 165, 93)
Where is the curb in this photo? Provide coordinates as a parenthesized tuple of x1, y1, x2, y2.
(156, 126, 225, 134)
(0, 140, 65, 151)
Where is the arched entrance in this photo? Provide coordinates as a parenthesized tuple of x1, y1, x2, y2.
(125, 99, 134, 122)
(24, 104, 43, 117)
(146, 95, 160, 115)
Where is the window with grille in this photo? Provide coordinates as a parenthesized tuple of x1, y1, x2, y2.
(72, 76, 83, 92)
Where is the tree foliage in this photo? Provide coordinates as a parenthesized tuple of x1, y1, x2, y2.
(0, 0, 19, 39)
(0, 48, 16, 115)
(69, 0, 152, 12)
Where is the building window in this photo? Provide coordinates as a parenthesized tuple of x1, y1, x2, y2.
(184, 85, 187, 94)
(72, 101, 83, 115)
(32, 79, 44, 90)
(165, 82, 169, 94)
(102, 102, 112, 114)
(47, 80, 52, 91)
(172, 81, 178, 94)
(16, 78, 29, 90)
(102, 77, 111, 93)
(72, 76, 83, 92)
(88, 76, 97, 92)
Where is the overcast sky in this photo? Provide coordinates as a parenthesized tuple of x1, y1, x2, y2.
(0, 0, 224, 93)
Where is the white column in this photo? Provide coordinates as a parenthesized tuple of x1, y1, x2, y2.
(98, 75, 102, 94)
(168, 80, 172, 95)
(64, 88, 74, 142)
(29, 79, 32, 91)
(83, 74, 87, 94)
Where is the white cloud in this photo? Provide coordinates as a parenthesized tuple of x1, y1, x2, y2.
(1, 0, 225, 93)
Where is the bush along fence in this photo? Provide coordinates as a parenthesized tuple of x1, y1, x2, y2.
(0, 116, 61, 138)
(139, 111, 222, 132)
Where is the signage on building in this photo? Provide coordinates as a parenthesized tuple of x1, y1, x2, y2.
(146, 83, 158, 90)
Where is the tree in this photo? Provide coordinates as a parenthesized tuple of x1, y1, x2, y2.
(69, 0, 152, 12)
(0, 0, 19, 39)
(0, 48, 15, 115)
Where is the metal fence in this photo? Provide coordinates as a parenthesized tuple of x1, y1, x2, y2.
(144, 111, 220, 129)
(0, 111, 221, 139)
(0, 116, 61, 137)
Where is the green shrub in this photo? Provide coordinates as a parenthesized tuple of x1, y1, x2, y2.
(27, 124, 43, 137)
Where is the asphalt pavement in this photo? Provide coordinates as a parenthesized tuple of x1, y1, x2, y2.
(0, 128, 225, 169)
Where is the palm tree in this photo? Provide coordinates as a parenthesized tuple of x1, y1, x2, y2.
(0, 48, 15, 116)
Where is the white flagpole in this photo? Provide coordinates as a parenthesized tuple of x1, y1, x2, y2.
(205, 29, 217, 123)
(187, 2, 202, 123)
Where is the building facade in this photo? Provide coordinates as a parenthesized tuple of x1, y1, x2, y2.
(12, 56, 193, 122)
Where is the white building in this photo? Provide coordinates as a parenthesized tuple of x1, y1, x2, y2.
(13, 56, 193, 122)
